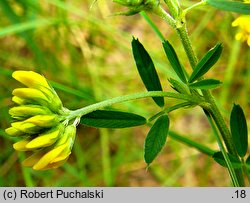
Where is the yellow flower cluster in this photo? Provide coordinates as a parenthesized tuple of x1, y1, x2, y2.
(5, 71, 76, 170)
(232, 1, 250, 46)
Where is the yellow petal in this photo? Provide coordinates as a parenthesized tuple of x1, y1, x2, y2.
(12, 96, 26, 105)
(51, 151, 71, 163)
(9, 105, 52, 118)
(33, 143, 67, 170)
(38, 158, 68, 170)
(11, 121, 42, 134)
(13, 140, 31, 151)
(25, 115, 59, 127)
(12, 88, 49, 102)
(247, 37, 250, 46)
(22, 151, 45, 167)
(5, 127, 24, 136)
(26, 125, 63, 149)
(12, 71, 50, 89)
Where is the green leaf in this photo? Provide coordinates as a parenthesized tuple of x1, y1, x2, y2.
(188, 79, 222, 90)
(246, 154, 250, 165)
(144, 115, 170, 165)
(206, 0, 250, 15)
(246, 155, 250, 171)
(162, 40, 187, 83)
(230, 104, 248, 157)
(213, 151, 242, 169)
(132, 37, 164, 107)
(189, 43, 223, 83)
(80, 110, 146, 128)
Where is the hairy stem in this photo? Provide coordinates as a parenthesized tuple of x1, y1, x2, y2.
(67, 91, 203, 120)
(176, 20, 245, 186)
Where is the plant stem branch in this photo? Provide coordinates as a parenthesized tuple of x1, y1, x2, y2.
(67, 91, 203, 120)
(175, 20, 245, 187)
(183, 0, 207, 16)
(140, 11, 165, 41)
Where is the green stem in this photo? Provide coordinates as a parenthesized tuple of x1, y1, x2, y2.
(205, 111, 239, 187)
(183, 0, 207, 16)
(152, 6, 176, 28)
(151, 5, 245, 186)
(176, 23, 245, 186)
(164, 0, 179, 18)
(140, 11, 165, 41)
(67, 91, 203, 120)
(148, 102, 192, 122)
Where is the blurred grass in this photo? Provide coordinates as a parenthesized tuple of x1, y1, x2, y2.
(0, 0, 249, 186)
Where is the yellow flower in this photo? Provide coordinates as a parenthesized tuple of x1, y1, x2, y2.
(21, 124, 76, 170)
(26, 124, 64, 149)
(11, 121, 43, 134)
(232, 1, 250, 46)
(12, 71, 51, 90)
(12, 71, 63, 113)
(6, 70, 78, 170)
(5, 126, 24, 136)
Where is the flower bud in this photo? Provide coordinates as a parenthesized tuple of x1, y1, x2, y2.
(11, 121, 43, 134)
(13, 139, 31, 151)
(39, 87, 63, 113)
(12, 88, 49, 106)
(9, 105, 52, 119)
(25, 115, 59, 128)
(23, 124, 76, 170)
(26, 124, 65, 149)
(22, 150, 45, 167)
(5, 126, 25, 136)
(32, 143, 69, 170)
(12, 71, 51, 90)
(12, 96, 27, 105)
(12, 71, 63, 113)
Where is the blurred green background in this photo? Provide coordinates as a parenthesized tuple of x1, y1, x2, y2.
(0, 0, 249, 186)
